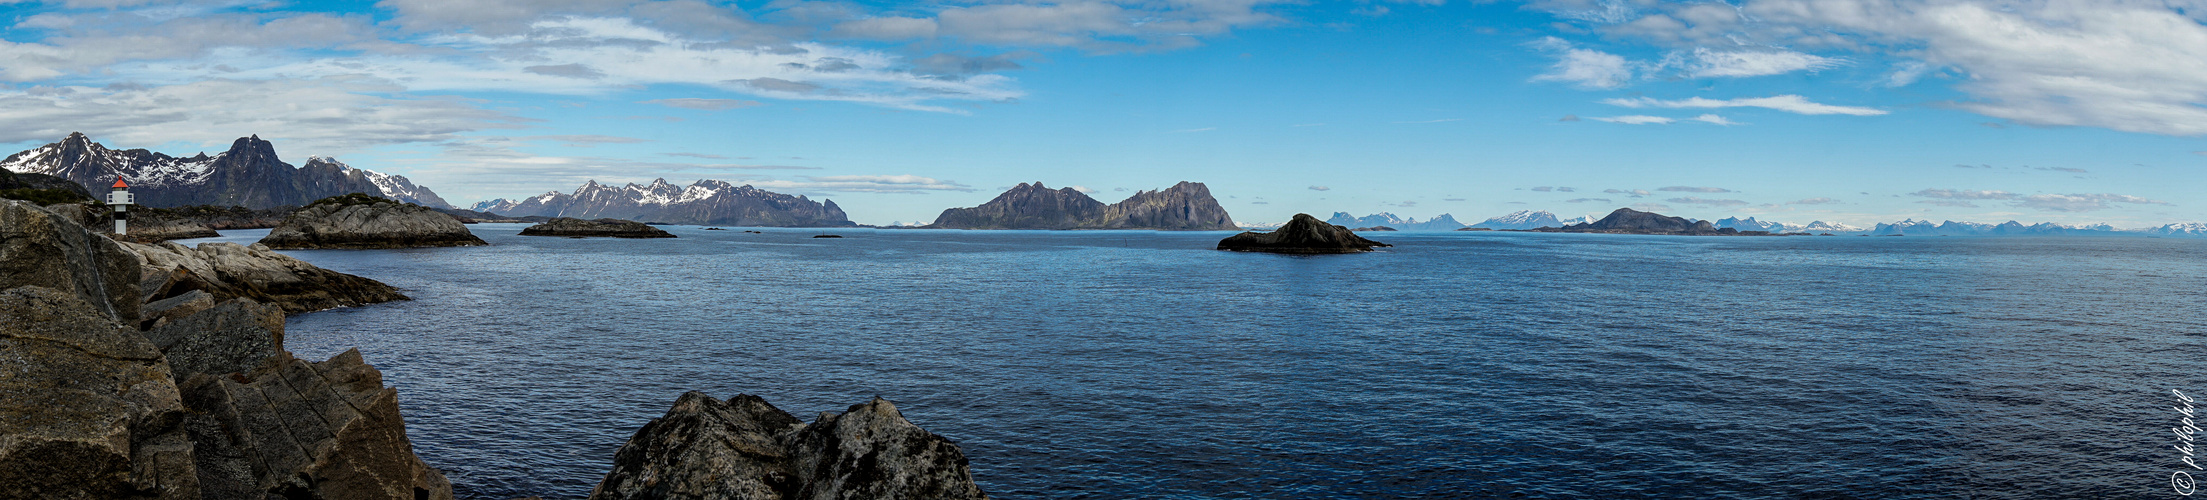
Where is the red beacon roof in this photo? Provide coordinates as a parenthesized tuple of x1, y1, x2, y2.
(111, 179, 129, 189)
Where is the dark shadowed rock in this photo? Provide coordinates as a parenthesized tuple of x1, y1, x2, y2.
(0, 199, 141, 323)
(123, 241, 408, 314)
(260, 193, 487, 249)
(518, 217, 676, 238)
(1217, 213, 1391, 254)
(1526, 208, 1746, 236)
(0, 286, 196, 499)
(1352, 226, 1397, 231)
(591, 392, 987, 500)
(177, 349, 453, 500)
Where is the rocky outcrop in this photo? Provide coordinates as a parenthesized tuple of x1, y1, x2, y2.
(1526, 208, 1744, 236)
(474, 179, 855, 227)
(1352, 226, 1397, 231)
(0, 196, 451, 499)
(929, 181, 1237, 230)
(591, 392, 988, 500)
(259, 193, 487, 249)
(1217, 213, 1391, 254)
(0, 199, 141, 323)
(518, 217, 677, 238)
(0, 286, 196, 499)
(176, 350, 453, 500)
(0, 168, 93, 204)
(123, 240, 408, 314)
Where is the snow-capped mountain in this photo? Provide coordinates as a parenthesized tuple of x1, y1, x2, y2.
(1800, 221, 1862, 233)
(2138, 222, 2207, 236)
(1559, 215, 1594, 225)
(0, 132, 451, 209)
(473, 178, 854, 227)
(1322, 212, 1465, 230)
(1867, 219, 2125, 236)
(1471, 210, 1564, 229)
(1713, 216, 1788, 232)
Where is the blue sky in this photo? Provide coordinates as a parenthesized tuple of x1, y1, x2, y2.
(1, 0, 2204, 227)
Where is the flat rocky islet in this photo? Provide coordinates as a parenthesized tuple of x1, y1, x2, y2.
(259, 193, 489, 249)
(518, 217, 676, 238)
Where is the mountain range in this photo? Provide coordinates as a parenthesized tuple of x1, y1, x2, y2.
(1322, 213, 1467, 231)
(0, 132, 450, 209)
(928, 181, 1236, 230)
(472, 179, 855, 227)
(1470, 210, 1564, 230)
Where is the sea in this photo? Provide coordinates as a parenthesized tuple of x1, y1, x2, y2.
(178, 225, 2207, 499)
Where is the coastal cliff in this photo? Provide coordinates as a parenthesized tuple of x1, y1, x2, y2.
(929, 181, 1237, 230)
(591, 392, 988, 500)
(260, 193, 487, 249)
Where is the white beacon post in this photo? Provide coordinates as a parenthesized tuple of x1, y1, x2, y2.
(106, 179, 132, 234)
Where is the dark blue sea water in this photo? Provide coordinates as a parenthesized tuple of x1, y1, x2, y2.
(183, 226, 2207, 499)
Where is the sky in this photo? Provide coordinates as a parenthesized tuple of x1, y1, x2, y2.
(1, 0, 2205, 227)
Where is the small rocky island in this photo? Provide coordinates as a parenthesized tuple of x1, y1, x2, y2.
(591, 392, 989, 500)
(260, 193, 488, 249)
(1218, 213, 1391, 254)
(518, 217, 676, 238)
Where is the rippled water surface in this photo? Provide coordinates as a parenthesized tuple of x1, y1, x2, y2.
(185, 226, 2207, 499)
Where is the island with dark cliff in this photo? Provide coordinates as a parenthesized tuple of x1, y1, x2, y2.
(519, 217, 676, 238)
(1218, 213, 1391, 254)
(260, 193, 489, 249)
(929, 181, 1237, 230)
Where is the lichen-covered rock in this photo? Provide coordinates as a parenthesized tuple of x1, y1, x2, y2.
(259, 193, 486, 249)
(1217, 213, 1391, 254)
(123, 241, 408, 314)
(591, 392, 988, 500)
(0, 286, 196, 500)
(177, 349, 454, 500)
(518, 217, 677, 238)
(0, 199, 141, 323)
(142, 298, 284, 382)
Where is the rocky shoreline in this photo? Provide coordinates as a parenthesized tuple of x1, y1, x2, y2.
(260, 193, 489, 249)
(1, 198, 990, 499)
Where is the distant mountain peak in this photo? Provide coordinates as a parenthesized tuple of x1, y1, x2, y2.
(0, 133, 451, 209)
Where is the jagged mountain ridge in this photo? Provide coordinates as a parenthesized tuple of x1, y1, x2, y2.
(472, 178, 855, 227)
(1472, 210, 1565, 230)
(929, 181, 1237, 230)
(1323, 212, 1466, 231)
(0, 132, 452, 209)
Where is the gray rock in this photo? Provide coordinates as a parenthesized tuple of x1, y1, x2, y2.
(259, 193, 487, 249)
(177, 349, 454, 500)
(0, 286, 196, 499)
(1217, 213, 1391, 254)
(123, 241, 408, 314)
(0, 199, 141, 324)
(591, 392, 988, 500)
(930, 181, 1237, 230)
(142, 298, 283, 381)
(140, 289, 215, 330)
(519, 217, 677, 238)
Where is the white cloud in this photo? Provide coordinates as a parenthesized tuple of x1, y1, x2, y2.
(1602, 95, 1887, 116)
(1672, 48, 1844, 78)
(0, 77, 526, 154)
(1069, 185, 1098, 194)
(2016, 193, 2168, 212)
(642, 98, 763, 110)
(1666, 196, 1748, 207)
(1688, 114, 1740, 125)
(1530, 37, 1634, 89)
(1658, 186, 1732, 193)
(1911, 188, 2017, 200)
(1543, 0, 2207, 136)
(1592, 115, 1674, 124)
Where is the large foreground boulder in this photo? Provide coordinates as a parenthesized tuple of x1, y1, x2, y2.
(259, 193, 486, 249)
(0, 199, 141, 323)
(519, 217, 677, 238)
(591, 392, 988, 500)
(1217, 213, 1391, 254)
(0, 287, 196, 499)
(123, 241, 408, 314)
(177, 349, 453, 500)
